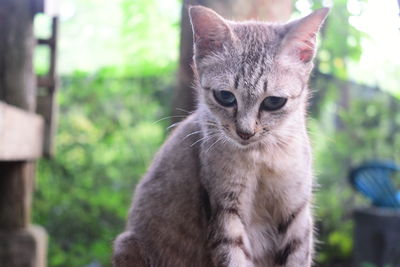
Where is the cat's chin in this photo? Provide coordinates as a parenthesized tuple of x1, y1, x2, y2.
(220, 129, 264, 150)
(226, 135, 262, 150)
(236, 139, 254, 147)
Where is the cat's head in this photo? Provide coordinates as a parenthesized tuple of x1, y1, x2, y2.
(189, 6, 329, 148)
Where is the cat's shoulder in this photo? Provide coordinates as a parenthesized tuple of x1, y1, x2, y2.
(139, 112, 202, 188)
(148, 112, 203, 167)
(164, 112, 202, 148)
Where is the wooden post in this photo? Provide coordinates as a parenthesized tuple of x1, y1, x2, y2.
(0, 0, 36, 111)
(0, 0, 47, 266)
(353, 208, 400, 266)
(171, 0, 292, 122)
(37, 17, 59, 157)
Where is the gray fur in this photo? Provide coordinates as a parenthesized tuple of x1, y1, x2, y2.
(113, 6, 329, 267)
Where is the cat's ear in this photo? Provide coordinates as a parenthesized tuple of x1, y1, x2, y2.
(189, 6, 233, 59)
(279, 8, 330, 64)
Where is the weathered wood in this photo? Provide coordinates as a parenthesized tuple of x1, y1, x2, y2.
(0, 101, 44, 161)
(0, 162, 35, 229)
(353, 207, 400, 267)
(32, 0, 58, 16)
(36, 17, 58, 157)
(48, 17, 58, 80)
(36, 93, 57, 157)
(37, 75, 55, 89)
(0, 1, 39, 225)
(0, 1, 48, 266)
(0, 225, 48, 267)
(171, 0, 292, 122)
(0, 0, 36, 112)
(31, 0, 44, 15)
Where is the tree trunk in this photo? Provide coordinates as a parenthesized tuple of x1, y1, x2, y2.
(172, 0, 292, 122)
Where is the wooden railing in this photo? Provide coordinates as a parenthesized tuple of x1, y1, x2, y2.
(0, 102, 44, 161)
(0, 1, 58, 266)
(0, 102, 47, 267)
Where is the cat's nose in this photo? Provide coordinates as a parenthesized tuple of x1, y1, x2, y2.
(236, 130, 255, 140)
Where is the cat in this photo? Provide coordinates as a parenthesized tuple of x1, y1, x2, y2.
(113, 5, 329, 267)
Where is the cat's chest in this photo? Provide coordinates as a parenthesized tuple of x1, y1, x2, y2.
(238, 150, 309, 259)
(202, 146, 310, 261)
(230, 150, 291, 225)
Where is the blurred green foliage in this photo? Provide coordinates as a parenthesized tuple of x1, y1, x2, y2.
(34, 72, 172, 266)
(32, 0, 399, 266)
(120, 0, 180, 76)
(306, 1, 400, 264)
(311, 84, 400, 264)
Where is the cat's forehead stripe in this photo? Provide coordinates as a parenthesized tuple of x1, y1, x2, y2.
(234, 52, 268, 93)
(252, 54, 267, 91)
(234, 74, 240, 89)
(263, 80, 268, 92)
(231, 24, 275, 93)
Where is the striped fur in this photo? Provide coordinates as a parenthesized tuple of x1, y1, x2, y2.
(113, 6, 329, 267)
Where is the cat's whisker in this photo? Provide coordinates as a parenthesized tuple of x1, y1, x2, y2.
(152, 115, 187, 124)
(166, 122, 181, 130)
(203, 121, 219, 127)
(203, 124, 220, 131)
(183, 130, 203, 141)
(205, 135, 224, 153)
(219, 135, 232, 150)
(190, 133, 219, 147)
(175, 108, 193, 115)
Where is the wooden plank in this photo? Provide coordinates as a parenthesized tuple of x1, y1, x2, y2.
(0, 1, 48, 266)
(37, 75, 55, 89)
(48, 17, 58, 83)
(37, 38, 53, 46)
(31, 0, 44, 14)
(0, 225, 48, 267)
(37, 93, 57, 157)
(353, 207, 400, 266)
(0, 162, 35, 229)
(0, 101, 44, 161)
(32, 0, 59, 16)
(0, 0, 36, 111)
(36, 17, 59, 157)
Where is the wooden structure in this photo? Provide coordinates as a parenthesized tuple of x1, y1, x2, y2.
(0, 0, 58, 266)
(172, 0, 292, 122)
(37, 17, 59, 157)
(353, 208, 400, 266)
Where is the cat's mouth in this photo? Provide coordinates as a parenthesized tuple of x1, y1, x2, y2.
(217, 124, 268, 148)
(223, 129, 260, 147)
(238, 139, 254, 146)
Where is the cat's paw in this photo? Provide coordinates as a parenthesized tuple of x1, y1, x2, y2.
(112, 232, 149, 267)
(227, 248, 253, 267)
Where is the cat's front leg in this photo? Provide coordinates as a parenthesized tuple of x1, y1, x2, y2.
(113, 231, 150, 267)
(200, 144, 256, 266)
(208, 204, 254, 267)
(276, 218, 313, 267)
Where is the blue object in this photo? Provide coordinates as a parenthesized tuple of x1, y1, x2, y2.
(349, 160, 400, 208)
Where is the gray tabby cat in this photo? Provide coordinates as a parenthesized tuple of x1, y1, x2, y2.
(113, 6, 329, 267)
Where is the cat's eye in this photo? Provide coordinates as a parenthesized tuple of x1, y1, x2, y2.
(213, 90, 236, 107)
(261, 96, 287, 111)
